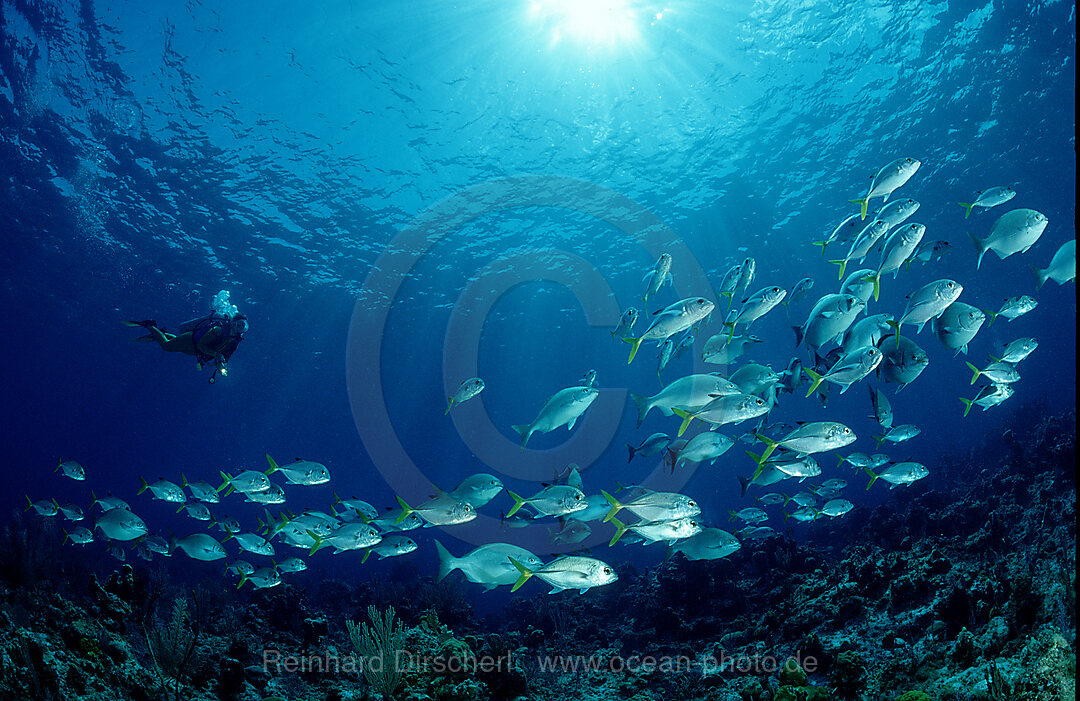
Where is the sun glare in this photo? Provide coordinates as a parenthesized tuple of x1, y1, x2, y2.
(527, 0, 642, 49)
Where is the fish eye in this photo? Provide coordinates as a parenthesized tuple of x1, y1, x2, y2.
(603, 567, 612, 574)
(574, 494, 582, 500)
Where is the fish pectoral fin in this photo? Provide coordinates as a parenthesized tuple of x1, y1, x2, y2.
(567, 416, 578, 431)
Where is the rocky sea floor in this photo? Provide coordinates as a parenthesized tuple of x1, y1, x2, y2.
(0, 407, 1074, 701)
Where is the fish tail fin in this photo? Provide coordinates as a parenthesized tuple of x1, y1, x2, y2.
(812, 240, 828, 256)
(984, 309, 998, 326)
(958, 202, 975, 219)
(872, 434, 886, 449)
(849, 197, 869, 219)
(755, 435, 780, 464)
(965, 361, 981, 385)
(885, 319, 901, 349)
(867, 271, 882, 301)
(509, 557, 533, 592)
(626, 443, 636, 463)
(307, 531, 326, 557)
(827, 258, 849, 281)
(237, 574, 248, 589)
(23, 495, 32, 511)
(1030, 263, 1049, 289)
(176, 503, 185, 514)
(331, 491, 342, 508)
(179, 472, 189, 488)
(968, 231, 988, 270)
(393, 496, 414, 525)
(864, 468, 879, 489)
(608, 518, 628, 547)
(505, 490, 526, 518)
(444, 397, 454, 415)
(626, 337, 643, 364)
(137, 476, 149, 495)
(672, 408, 695, 437)
(737, 475, 750, 498)
(803, 367, 824, 398)
(361, 549, 371, 564)
(629, 392, 650, 427)
(792, 324, 805, 348)
(264, 453, 279, 475)
(511, 424, 531, 449)
(959, 397, 974, 417)
(720, 291, 733, 310)
(601, 490, 622, 523)
(433, 540, 456, 582)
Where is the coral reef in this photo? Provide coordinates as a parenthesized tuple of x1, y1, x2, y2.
(0, 407, 1073, 700)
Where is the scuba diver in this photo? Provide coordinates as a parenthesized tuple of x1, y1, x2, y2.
(125, 291, 248, 383)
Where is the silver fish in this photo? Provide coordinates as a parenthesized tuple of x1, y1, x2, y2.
(803, 347, 882, 396)
(892, 279, 963, 338)
(510, 555, 618, 594)
(138, 477, 186, 503)
(448, 474, 504, 508)
(729, 507, 768, 524)
(609, 516, 701, 546)
(602, 489, 699, 522)
(880, 335, 928, 390)
(873, 424, 921, 447)
(668, 432, 734, 470)
(814, 213, 862, 256)
(874, 198, 920, 229)
(673, 393, 770, 437)
(611, 307, 640, 341)
(992, 338, 1038, 365)
(507, 485, 586, 518)
(987, 295, 1037, 325)
(630, 374, 740, 426)
(93, 509, 148, 541)
(795, 293, 866, 352)
(642, 254, 674, 310)
(512, 386, 599, 447)
(869, 386, 893, 429)
(56, 459, 85, 481)
(932, 302, 986, 355)
(1032, 239, 1075, 288)
(627, 432, 671, 462)
(965, 361, 1020, 385)
(446, 377, 485, 414)
(437, 541, 544, 590)
(970, 208, 1049, 269)
(867, 223, 926, 300)
(865, 462, 928, 489)
(669, 528, 740, 561)
(831, 219, 889, 280)
(395, 493, 475, 526)
(958, 186, 1016, 218)
(265, 455, 330, 485)
(172, 533, 226, 561)
(624, 297, 715, 364)
(960, 383, 1014, 416)
(702, 333, 761, 365)
(657, 338, 675, 379)
(850, 157, 921, 219)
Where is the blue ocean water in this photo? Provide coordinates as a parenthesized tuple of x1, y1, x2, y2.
(0, 0, 1075, 673)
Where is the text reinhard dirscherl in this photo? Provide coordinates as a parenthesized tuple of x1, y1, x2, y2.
(262, 649, 819, 676)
